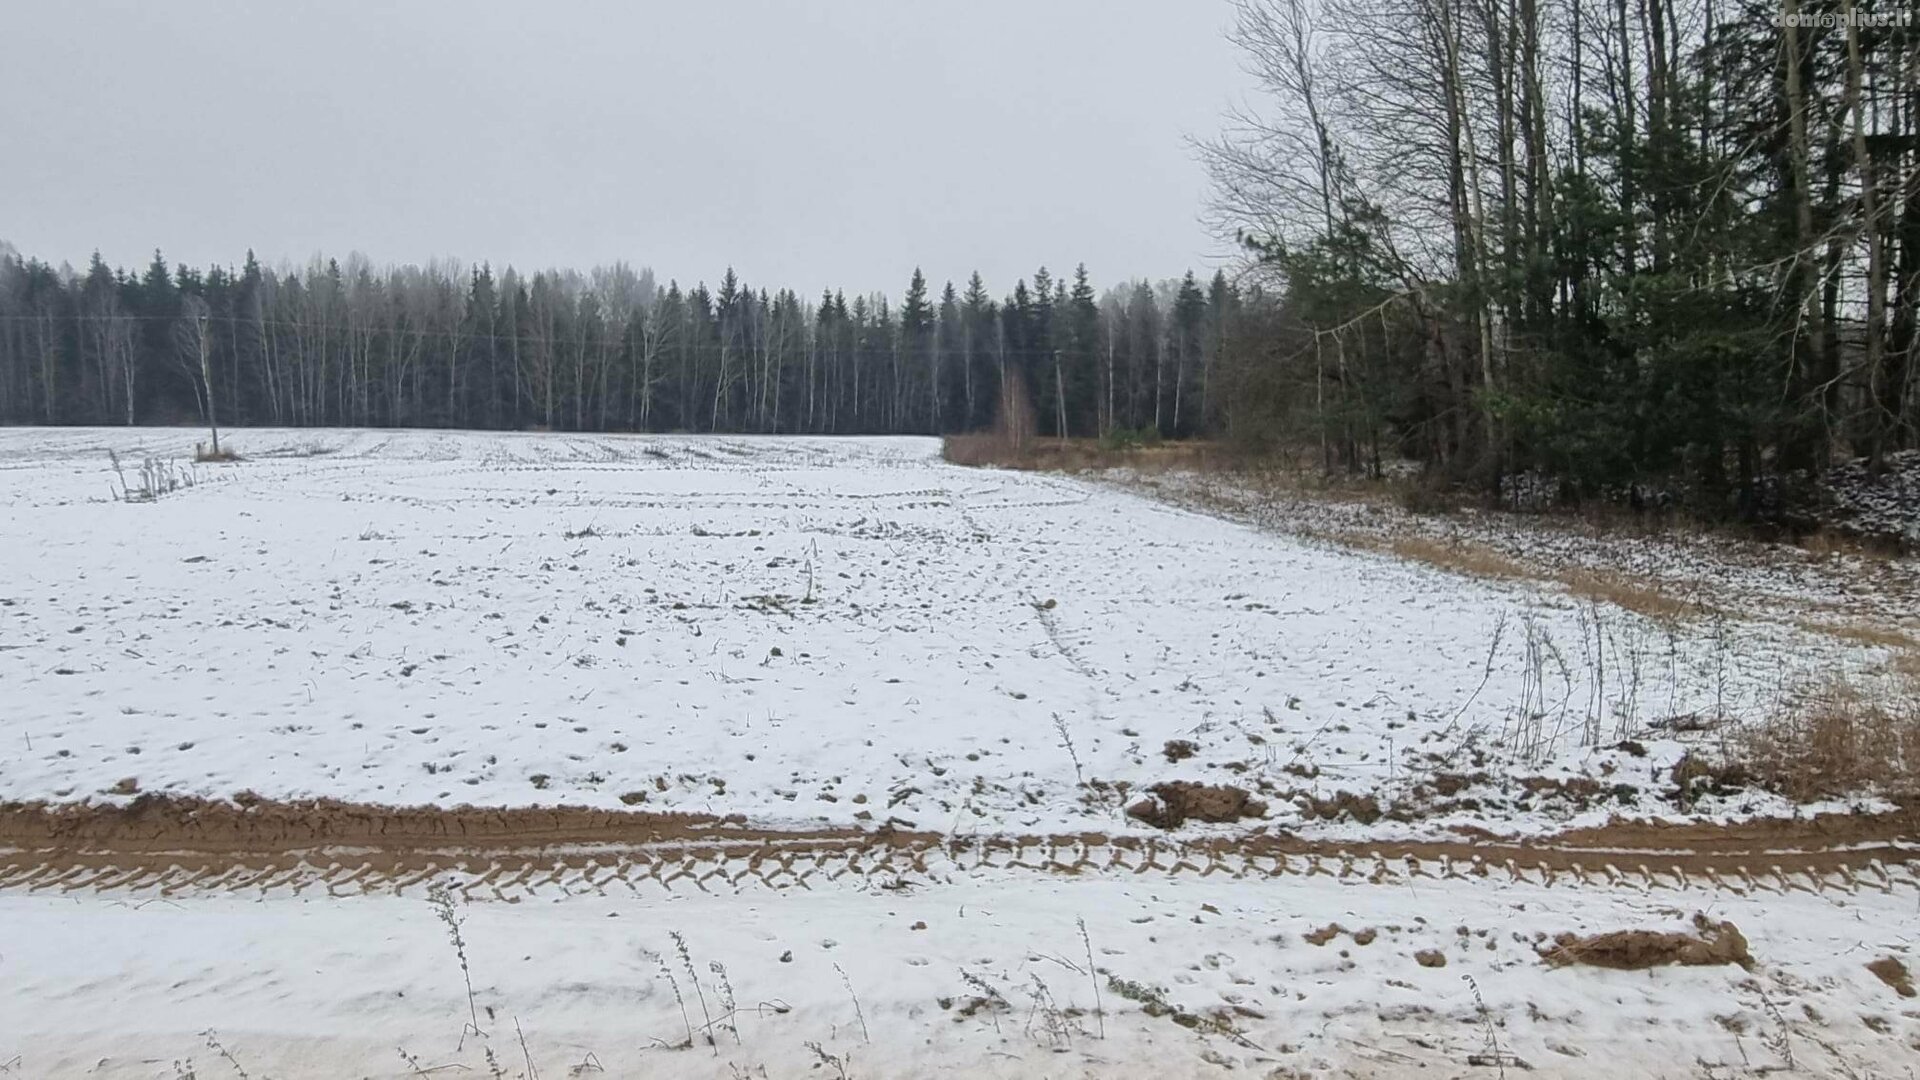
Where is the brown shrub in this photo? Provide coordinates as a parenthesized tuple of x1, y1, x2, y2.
(1737, 675, 1920, 801)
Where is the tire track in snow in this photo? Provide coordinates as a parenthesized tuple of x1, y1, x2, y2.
(4, 836, 1914, 900)
(4, 799, 1915, 900)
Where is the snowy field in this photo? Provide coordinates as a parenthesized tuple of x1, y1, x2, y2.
(0, 427, 1874, 836)
(3, 428, 1917, 1078)
(7, 863, 1919, 1079)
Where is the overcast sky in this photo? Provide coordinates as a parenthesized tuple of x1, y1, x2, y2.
(1, 0, 1250, 298)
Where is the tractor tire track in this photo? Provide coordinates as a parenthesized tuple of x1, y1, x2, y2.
(2, 795, 1914, 900)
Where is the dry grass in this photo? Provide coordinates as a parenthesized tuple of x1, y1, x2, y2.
(940, 432, 1025, 468)
(1560, 569, 1701, 624)
(962, 433, 1918, 648)
(1346, 534, 1704, 626)
(941, 434, 1228, 474)
(1795, 620, 1920, 680)
(1796, 619, 1920, 654)
(1736, 674, 1920, 802)
(1798, 528, 1903, 561)
(1357, 535, 1530, 581)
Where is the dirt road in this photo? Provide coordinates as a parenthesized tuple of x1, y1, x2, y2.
(4, 795, 1914, 900)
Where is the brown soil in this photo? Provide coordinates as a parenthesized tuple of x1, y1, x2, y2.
(1867, 956, 1916, 997)
(1456, 800, 1920, 855)
(1, 794, 1916, 896)
(1545, 915, 1752, 971)
(1300, 791, 1384, 824)
(1304, 923, 1344, 946)
(1125, 782, 1268, 828)
(0, 793, 858, 853)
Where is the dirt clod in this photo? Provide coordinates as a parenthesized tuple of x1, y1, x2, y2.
(1162, 739, 1198, 763)
(1125, 782, 1267, 829)
(1414, 949, 1447, 968)
(1300, 790, 1382, 824)
(1545, 915, 1751, 971)
(1867, 956, 1915, 997)
(1304, 923, 1343, 946)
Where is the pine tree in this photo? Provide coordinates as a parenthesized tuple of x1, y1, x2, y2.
(900, 268, 934, 431)
(1065, 265, 1100, 436)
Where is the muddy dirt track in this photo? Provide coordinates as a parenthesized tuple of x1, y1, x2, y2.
(1, 795, 1915, 899)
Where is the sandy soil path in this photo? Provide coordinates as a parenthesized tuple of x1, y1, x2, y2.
(5, 795, 1914, 899)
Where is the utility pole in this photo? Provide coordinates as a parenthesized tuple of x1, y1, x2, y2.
(198, 312, 221, 457)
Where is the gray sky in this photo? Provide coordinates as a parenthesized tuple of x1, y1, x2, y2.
(1, 0, 1249, 297)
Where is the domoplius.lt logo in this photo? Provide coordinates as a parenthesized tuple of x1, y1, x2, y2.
(1771, 6, 1915, 28)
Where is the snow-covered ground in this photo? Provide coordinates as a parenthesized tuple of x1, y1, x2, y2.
(0, 428, 1880, 836)
(7, 863, 1918, 1078)
(1109, 465, 1920, 636)
(5, 428, 1916, 1078)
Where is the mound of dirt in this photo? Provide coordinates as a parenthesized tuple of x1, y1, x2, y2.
(1866, 956, 1916, 998)
(1125, 782, 1267, 829)
(1303, 922, 1344, 946)
(1299, 791, 1384, 824)
(1545, 914, 1751, 971)
(0, 793, 788, 853)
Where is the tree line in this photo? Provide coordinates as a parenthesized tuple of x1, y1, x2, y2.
(0, 243, 1242, 440)
(1200, 0, 1919, 506)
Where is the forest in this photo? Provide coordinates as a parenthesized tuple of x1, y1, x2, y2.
(1197, 0, 1919, 507)
(4, 0, 1918, 517)
(0, 247, 1235, 444)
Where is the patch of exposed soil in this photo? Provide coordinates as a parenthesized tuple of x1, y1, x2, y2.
(1298, 791, 1384, 824)
(1161, 739, 1197, 763)
(1455, 799, 1920, 856)
(2, 795, 1917, 896)
(1125, 782, 1267, 829)
(1545, 915, 1752, 971)
(1866, 956, 1916, 997)
(1304, 923, 1343, 946)
(0, 793, 824, 853)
